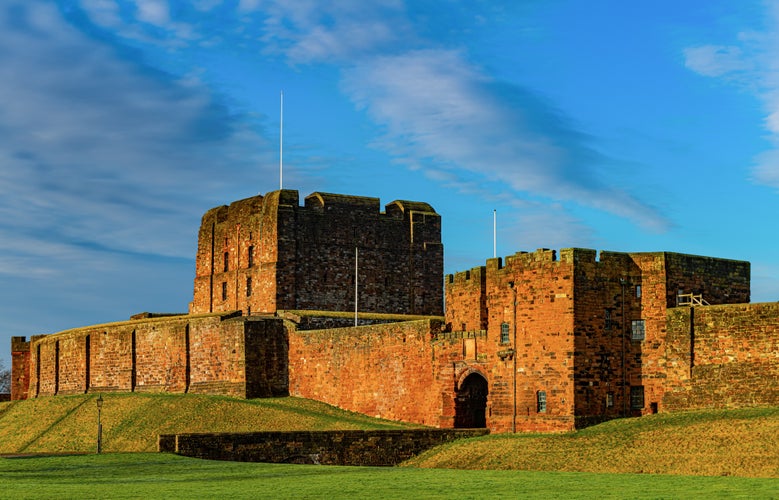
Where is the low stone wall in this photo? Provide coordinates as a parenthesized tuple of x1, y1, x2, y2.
(158, 429, 488, 466)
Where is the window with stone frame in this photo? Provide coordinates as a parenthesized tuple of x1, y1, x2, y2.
(500, 322, 510, 344)
(631, 319, 645, 341)
(606, 391, 614, 408)
(630, 385, 644, 409)
(537, 390, 547, 413)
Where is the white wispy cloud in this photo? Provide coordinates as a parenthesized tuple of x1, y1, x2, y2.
(0, 1, 274, 273)
(684, 4, 779, 190)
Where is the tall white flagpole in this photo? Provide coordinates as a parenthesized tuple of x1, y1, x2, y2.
(279, 90, 283, 190)
(493, 209, 497, 258)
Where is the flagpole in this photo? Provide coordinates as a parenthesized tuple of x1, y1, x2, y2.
(493, 209, 497, 258)
(279, 90, 283, 190)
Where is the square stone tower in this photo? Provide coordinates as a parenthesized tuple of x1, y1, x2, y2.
(190, 189, 443, 316)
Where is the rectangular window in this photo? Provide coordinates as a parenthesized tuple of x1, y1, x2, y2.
(500, 322, 510, 344)
(604, 309, 612, 330)
(246, 277, 252, 297)
(636, 285, 642, 298)
(247, 246, 254, 268)
(223, 252, 229, 272)
(221, 282, 227, 301)
(606, 392, 614, 408)
(631, 319, 645, 341)
(630, 386, 645, 410)
(537, 390, 547, 413)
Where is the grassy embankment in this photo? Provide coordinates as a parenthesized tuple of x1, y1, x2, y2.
(0, 393, 416, 454)
(0, 394, 777, 478)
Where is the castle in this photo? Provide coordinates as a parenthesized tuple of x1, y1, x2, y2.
(10, 189, 779, 432)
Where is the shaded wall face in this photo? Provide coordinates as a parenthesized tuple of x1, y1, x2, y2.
(289, 204, 443, 316)
(663, 254, 750, 307)
(572, 251, 648, 419)
(664, 303, 779, 410)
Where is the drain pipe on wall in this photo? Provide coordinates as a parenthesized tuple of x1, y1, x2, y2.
(510, 281, 517, 433)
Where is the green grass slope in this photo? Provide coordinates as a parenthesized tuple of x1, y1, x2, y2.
(0, 393, 418, 454)
(404, 406, 779, 478)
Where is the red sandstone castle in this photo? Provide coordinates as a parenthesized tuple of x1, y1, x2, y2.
(10, 190, 779, 432)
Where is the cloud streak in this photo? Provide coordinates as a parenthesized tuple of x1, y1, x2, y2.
(683, 3, 779, 190)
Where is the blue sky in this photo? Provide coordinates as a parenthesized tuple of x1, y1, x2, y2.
(2, 0, 779, 366)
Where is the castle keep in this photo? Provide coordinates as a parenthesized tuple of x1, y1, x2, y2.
(10, 189, 779, 433)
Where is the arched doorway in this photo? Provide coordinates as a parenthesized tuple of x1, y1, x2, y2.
(454, 373, 488, 428)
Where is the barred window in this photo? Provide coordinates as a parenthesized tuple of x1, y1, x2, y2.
(631, 319, 645, 341)
(630, 386, 644, 409)
(605, 309, 612, 330)
(537, 390, 547, 413)
(500, 322, 510, 344)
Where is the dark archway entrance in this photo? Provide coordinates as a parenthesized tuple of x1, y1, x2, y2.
(454, 373, 488, 428)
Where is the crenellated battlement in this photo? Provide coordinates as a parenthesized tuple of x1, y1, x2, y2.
(191, 189, 443, 318)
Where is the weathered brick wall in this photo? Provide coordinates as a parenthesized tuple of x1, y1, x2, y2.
(288, 319, 451, 427)
(191, 190, 443, 317)
(445, 266, 487, 331)
(159, 429, 488, 466)
(10, 337, 30, 400)
(664, 303, 779, 410)
(664, 253, 750, 307)
(22, 313, 287, 399)
(445, 249, 579, 432)
(571, 249, 643, 419)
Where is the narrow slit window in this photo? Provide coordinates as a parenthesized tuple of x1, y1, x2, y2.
(221, 282, 227, 301)
(246, 277, 252, 297)
(223, 252, 229, 272)
(500, 322, 510, 344)
(537, 390, 547, 413)
(247, 246, 254, 268)
(631, 319, 645, 341)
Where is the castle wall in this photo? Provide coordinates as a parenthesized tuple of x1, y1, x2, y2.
(24, 313, 287, 399)
(664, 303, 779, 410)
(288, 319, 452, 428)
(191, 190, 443, 318)
(11, 337, 30, 400)
(570, 249, 643, 420)
(663, 253, 750, 307)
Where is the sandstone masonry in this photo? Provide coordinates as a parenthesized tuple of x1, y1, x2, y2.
(11, 189, 779, 434)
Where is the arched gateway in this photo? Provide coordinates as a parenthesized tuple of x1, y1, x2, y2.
(454, 373, 488, 428)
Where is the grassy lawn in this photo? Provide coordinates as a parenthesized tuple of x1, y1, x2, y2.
(0, 453, 777, 499)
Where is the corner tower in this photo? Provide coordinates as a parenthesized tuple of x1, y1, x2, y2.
(190, 189, 443, 316)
